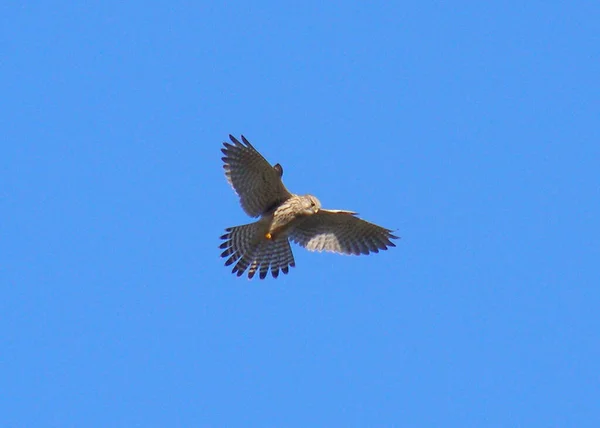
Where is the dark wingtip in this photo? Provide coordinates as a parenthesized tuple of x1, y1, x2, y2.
(241, 135, 252, 147)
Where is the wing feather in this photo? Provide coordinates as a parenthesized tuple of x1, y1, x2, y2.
(222, 135, 292, 217)
(290, 210, 398, 255)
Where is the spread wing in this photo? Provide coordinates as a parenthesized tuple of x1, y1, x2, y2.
(222, 135, 292, 217)
(290, 210, 398, 255)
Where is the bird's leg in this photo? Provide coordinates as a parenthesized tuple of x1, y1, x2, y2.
(258, 215, 275, 240)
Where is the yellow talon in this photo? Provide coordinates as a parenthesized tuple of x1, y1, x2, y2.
(265, 232, 272, 240)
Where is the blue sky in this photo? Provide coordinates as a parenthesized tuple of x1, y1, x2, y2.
(2, 1, 599, 426)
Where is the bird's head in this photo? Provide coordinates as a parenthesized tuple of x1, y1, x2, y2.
(300, 194, 321, 215)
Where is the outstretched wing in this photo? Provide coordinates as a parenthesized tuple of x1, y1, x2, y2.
(222, 135, 292, 217)
(290, 210, 398, 255)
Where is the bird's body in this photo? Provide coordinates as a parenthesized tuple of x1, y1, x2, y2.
(220, 135, 398, 279)
(267, 194, 320, 238)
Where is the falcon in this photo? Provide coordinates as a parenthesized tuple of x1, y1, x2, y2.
(220, 135, 398, 279)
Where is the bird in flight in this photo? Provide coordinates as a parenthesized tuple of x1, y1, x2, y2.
(220, 135, 398, 279)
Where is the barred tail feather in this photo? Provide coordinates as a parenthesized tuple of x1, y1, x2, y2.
(220, 223, 295, 279)
(269, 238, 295, 277)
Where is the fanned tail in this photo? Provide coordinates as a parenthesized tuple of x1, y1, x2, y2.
(219, 223, 295, 279)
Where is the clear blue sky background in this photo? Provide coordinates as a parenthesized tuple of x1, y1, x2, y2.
(2, 1, 599, 426)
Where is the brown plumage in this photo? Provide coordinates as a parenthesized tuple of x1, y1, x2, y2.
(220, 135, 398, 279)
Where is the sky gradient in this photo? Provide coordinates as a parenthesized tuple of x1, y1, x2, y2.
(2, 1, 599, 426)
